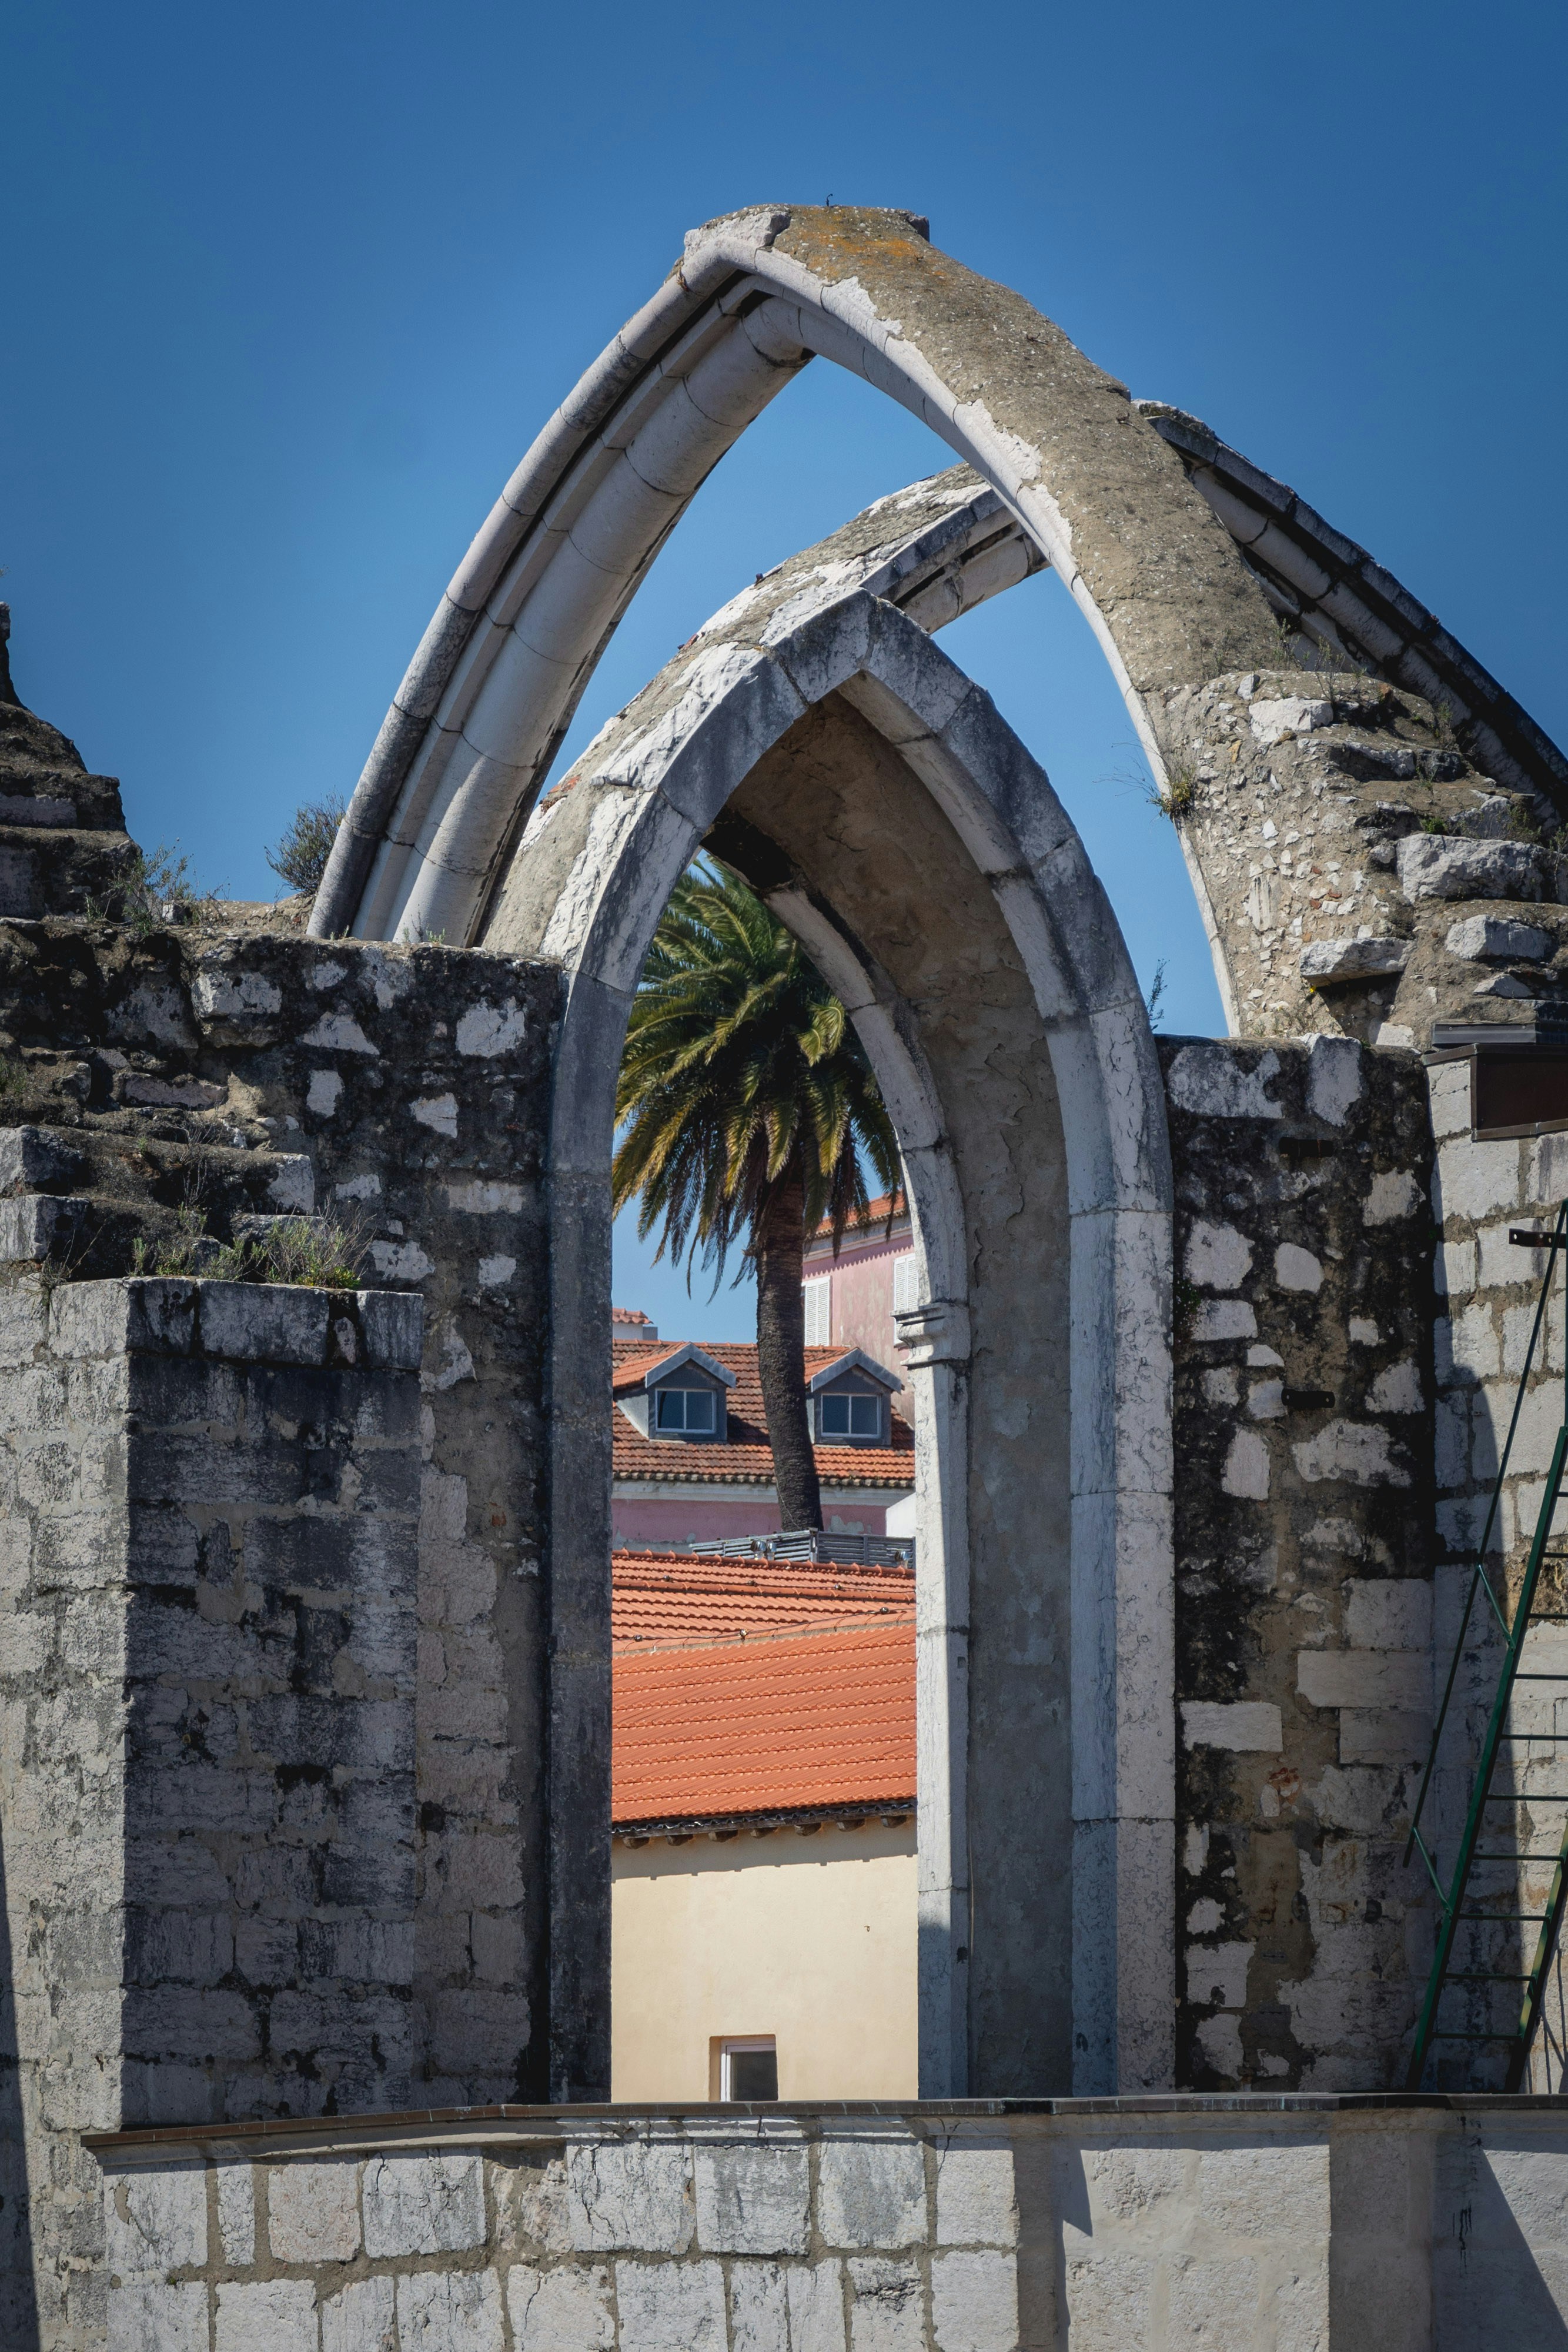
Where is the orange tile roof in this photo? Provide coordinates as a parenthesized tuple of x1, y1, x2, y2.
(810, 1191, 908, 1241)
(613, 1549, 915, 1649)
(612, 1616, 915, 1828)
(611, 1340, 914, 1490)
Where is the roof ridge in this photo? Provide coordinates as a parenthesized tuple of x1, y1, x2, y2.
(614, 1611, 914, 1658)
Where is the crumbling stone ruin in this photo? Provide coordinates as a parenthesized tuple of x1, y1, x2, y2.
(5, 209, 1568, 2345)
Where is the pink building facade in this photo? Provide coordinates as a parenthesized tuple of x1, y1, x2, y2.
(801, 1194, 914, 1424)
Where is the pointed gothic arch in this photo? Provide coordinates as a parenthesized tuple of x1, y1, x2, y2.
(493, 563, 1173, 2096)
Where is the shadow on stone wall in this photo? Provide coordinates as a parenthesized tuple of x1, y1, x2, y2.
(0, 1823, 41, 2351)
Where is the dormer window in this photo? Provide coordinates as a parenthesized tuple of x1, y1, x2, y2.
(614, 1342, 737, 1444)
(818, 1391, 883, 1441)
(807, 1348, 901, 1447)
(655, 1385, 717, 1434)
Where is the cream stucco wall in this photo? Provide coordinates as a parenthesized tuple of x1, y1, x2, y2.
(610, 1820, 917, 2100)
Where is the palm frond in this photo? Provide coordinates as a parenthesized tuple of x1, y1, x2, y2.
(613, 859, 901, 1287)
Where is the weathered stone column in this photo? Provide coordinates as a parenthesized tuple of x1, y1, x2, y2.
(0, 1272, 423, 2346)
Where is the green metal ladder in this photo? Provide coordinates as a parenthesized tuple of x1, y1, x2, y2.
(1406, 1197, 1568, 2090)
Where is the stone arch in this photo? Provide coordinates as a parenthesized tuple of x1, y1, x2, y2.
(311, 202, 1567, 1050)
(312, 202, 1280, 958)
(490, 579, 1174, 2096)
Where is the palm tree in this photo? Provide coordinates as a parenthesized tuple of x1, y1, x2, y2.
(614, 860, 900, 1530)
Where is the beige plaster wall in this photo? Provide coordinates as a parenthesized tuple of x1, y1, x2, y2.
(610, 1821, 917, 2100)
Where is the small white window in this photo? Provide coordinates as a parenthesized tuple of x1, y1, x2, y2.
(803, 1275, 830, 1345)
(654, 1385, 717, 1432)
(819, 1391, 882, 1440)
(720, 2037, 778, 2100)
(892, 1254, 918, 1314)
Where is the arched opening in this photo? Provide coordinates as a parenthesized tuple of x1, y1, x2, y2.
(487, 588, 1174, 2096)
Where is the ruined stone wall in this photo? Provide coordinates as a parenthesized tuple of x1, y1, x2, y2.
(86, 2094, 1568, 2352)
(1427, 1051, 1568, 2088)
(0, 1274, 423, 2348)
(1164, 1034, 1436, 2090)
(1151, 667, 1557, 1043)
(0, 922, 570, 2127)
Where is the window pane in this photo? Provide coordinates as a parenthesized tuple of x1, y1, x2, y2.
(727, 2046, 778, 2099)
(850, 1395, 881, 1436)
(656, 1387, 718, 1432)
(820, 1394, 850, 1435)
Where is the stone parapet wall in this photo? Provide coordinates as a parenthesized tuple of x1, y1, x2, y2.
(1165, 1035, 1436, 2090)
(86, 2095, 1568, 2351)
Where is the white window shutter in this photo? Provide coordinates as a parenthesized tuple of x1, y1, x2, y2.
(803, 1277, 830, 1344)
(893, 1254, 917, 1314)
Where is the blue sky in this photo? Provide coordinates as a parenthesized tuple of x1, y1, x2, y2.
(5, 1, 1564, 1336)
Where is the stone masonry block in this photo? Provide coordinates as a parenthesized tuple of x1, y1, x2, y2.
(1446, 914, 1555, 962)
(506, 2263, 616, 2351)
(1062, 2246, 1155, 2347)
(1345, 1579, 1432, 1652)
(564, 2139, 694, 2253)
(320, 2274, 396, 2352)
(1165, 2255, 1278, 2346)
(356, 1287, 424, 1369)
(217, 2163, 256, 2265)
(729, 2263, 791, 2352)
(396, 2266, 505, 2350)
(215, 2277, 318, 2352)
(1397, 833, 1547, 903)
(693, 2139, 810, 2253)
(0, 1192, 83, 1262)
(0, 1124, 80, 1194)
(614, 2259, 727, 2352)
(268, 2156, 362, 2263)
(196, 1281, 332, 1364)
(788, 2262, 850, 2352)
(1434, 1137, 1522, 1226)
(847, 2257, 924, 2352)
(1296, 1651, 1428, 1711)
(931, 2250, 1020, 2352)
(265, 1154, 316, 1212)
(109, 2281, 209, 2352)
(934, 2136, 1019, 2247)
(52, 1277, 196, 1360)
(1196, 2138, 1329, 2237)
(0, 1269, 47, 1363)
(817, 2132, 927, 2249)
(362, 2151, 485, 2257)
(103, 2159, 208, 2281)
(1181, 1701, 1282, 1753)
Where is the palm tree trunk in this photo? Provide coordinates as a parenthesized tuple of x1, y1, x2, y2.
(753, 1169, 823, 1531)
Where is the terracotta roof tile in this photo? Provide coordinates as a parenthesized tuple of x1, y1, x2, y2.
(611, 1341, 914, 1490)
(613, 1549, 915, 1649)
(810, 1191, 907, 1240)
(612, 1617, 915, 1827)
